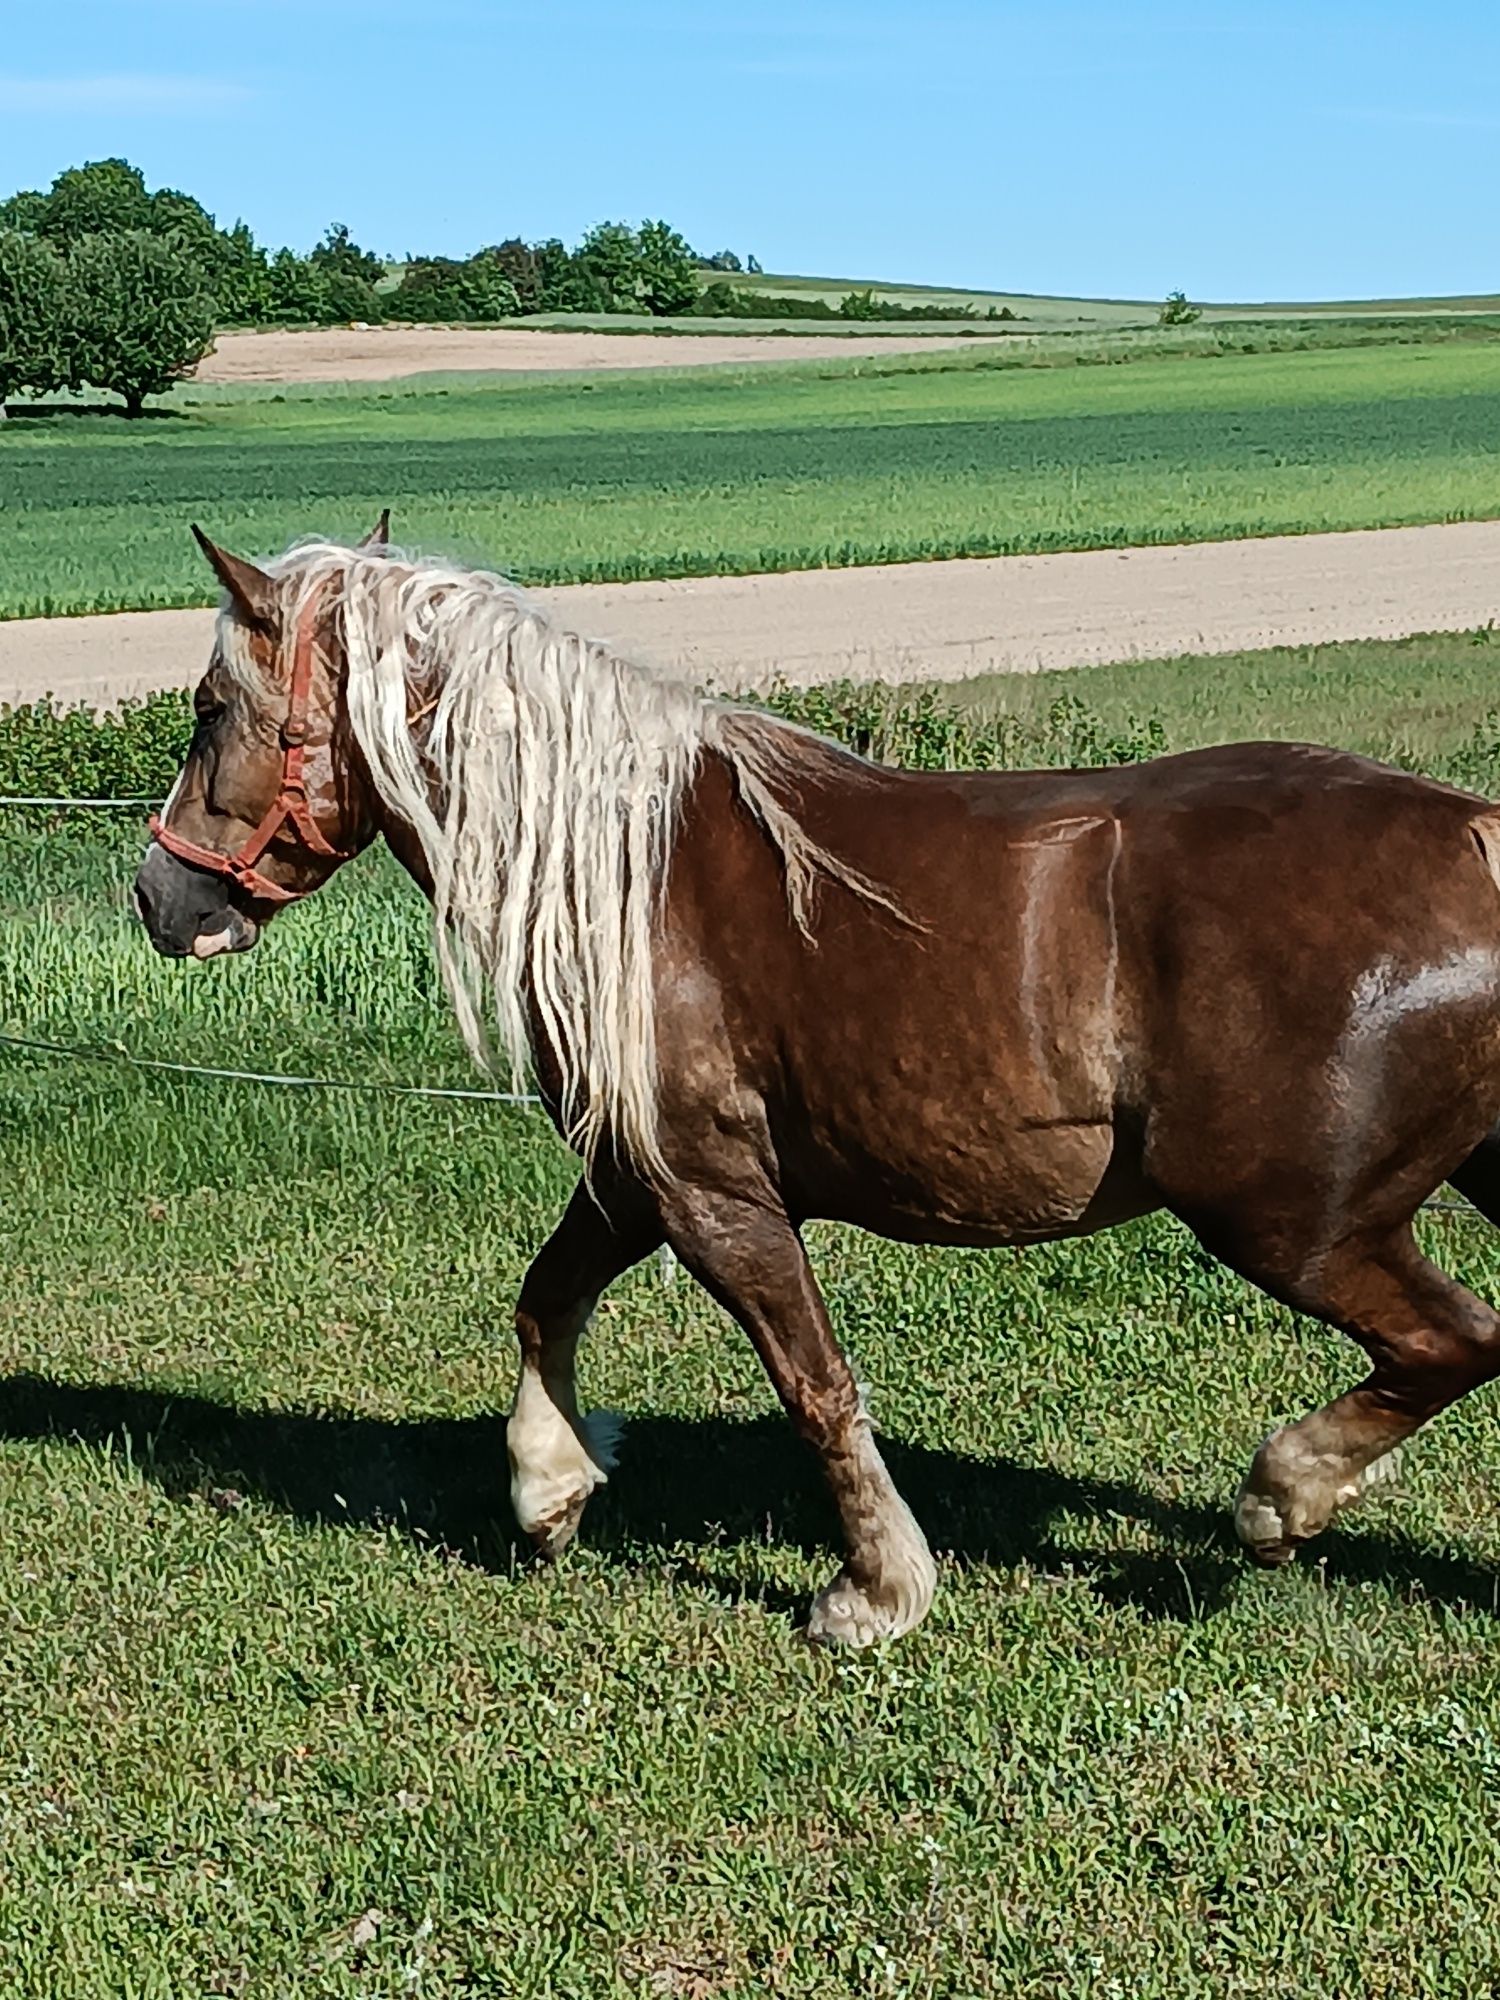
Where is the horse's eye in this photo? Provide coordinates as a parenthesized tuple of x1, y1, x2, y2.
(194, 697, 226, 729)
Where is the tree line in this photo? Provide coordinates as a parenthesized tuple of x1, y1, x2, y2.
(0, 156, 1016, 417)
(0, 158, 730, 414)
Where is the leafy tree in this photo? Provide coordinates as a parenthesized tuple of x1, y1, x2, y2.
(1159, 289, 1201, 326)
(0, 232, 66, 409)
(388, 254, 519, 322)
(487, 237, 541, 313)
(208, 221, 275, 324)
(0, 189, 47, 234)
(532, 237, 609, 312)
(148, 187, 223, 258)
(63, 232, 216, 415)
(636, 219, 699, 316)
(310, 222, 384, 289)
(698, 248, 743, 273)
(576, 221, 642, 311)
(38, 158, 152, 242)
(262, 248, 335, 323)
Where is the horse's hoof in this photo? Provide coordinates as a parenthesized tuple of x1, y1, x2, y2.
(806, 1566, 932, 1648)
(1234, 1482, 1301, 1566)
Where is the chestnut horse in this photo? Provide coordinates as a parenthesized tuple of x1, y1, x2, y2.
(136, 524, 1500, 1646)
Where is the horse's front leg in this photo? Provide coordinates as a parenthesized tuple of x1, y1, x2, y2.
(667, 1189, 937, 1647)
(508, 1175, 661, 1556)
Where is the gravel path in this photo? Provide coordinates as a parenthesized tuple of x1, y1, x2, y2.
(3, 521, 1498, 708)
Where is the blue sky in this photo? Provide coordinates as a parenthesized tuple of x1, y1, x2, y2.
(1, 1, 1494, 301)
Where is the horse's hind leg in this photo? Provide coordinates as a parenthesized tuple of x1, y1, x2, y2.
(1233, 1226, 1500, 1564)
(666, 1189, 936, 1646)
(508, 1173, 662, 1556)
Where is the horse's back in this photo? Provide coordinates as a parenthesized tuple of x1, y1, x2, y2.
(663, 736, 1500, 1246)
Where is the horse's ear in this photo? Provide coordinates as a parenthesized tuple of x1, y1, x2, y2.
(191, 525, 279, 633)
(358, 509, 391, 550)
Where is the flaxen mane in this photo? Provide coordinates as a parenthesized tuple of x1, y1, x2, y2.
(224, 542, 891, 1177)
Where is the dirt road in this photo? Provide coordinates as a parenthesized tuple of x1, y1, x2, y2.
(3, 521, 1498, 709)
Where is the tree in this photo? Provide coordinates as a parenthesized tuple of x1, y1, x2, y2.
(487, 237, 541, 313)
(262, 248, 333, 323)
(38, 158, 152, 243)
(636, 219, 699, 316)
(208, 221, 275, 325)
(1159, 289, 1201, 326)
(310, 222, 384, 289)
(63, 232, 216, 415)
(388, 254, 519, 322)
(576, 221, 642, 311)
(0, 232, 66, 410)
(532, 237, 609, 312)
(0, 189, 47, 234)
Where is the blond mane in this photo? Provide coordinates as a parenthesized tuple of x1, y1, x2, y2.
(227, 541, 889, 1178)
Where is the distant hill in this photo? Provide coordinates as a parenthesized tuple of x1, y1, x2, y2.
(724, 270, 1500, 326)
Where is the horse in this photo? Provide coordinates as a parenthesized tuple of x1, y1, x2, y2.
(135, 521, 1500, 1647)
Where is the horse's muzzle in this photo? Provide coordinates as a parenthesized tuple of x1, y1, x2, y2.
(134, 841, 262, 960)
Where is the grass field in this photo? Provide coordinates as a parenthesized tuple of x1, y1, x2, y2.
(5, 327, 1500, 620)
(733, 269, 1500, 324)
(8, 648, 1500, 1992)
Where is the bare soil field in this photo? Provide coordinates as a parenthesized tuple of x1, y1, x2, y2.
(4, 520, 1499, 710)
(194, 325, 995, 383)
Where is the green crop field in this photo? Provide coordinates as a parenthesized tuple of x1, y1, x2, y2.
(733, 268, 1500, 324)
(4, 325, 1500, 621)
(7, 650, 1500, 1993)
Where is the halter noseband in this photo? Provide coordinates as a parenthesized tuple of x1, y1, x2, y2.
(149, 585, 350, 906)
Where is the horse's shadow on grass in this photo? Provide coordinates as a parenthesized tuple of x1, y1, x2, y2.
(0, 1371, 1495, 1628)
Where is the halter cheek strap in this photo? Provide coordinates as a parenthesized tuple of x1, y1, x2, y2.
(149, 586, 352, 906)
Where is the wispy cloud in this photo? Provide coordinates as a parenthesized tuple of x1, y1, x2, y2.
(0, 74, 252, 113)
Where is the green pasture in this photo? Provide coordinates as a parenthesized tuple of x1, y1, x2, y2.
(3, 326, 1500, 619)
(730, 268, 1500, 323)
(6, 653, 1500, 1991)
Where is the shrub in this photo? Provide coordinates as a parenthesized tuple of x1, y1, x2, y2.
(0, 691, 192, 804)
(62, 232, 216, 415)
(0, 685, 1165, 814)
(1159, 289, 1202, 326)
(691, 284, 838, 320)
(838, 287, 885, 321)
(0, 231, 67, 408)
(764, 682, 1166, 772)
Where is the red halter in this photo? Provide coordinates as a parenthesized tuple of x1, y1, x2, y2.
(149, 586, 350, 906)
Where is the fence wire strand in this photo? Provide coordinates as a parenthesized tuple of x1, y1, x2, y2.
(0, 1030, 542, 1105)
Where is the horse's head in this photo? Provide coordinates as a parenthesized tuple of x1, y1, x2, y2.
(135, 518, 390, 960)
